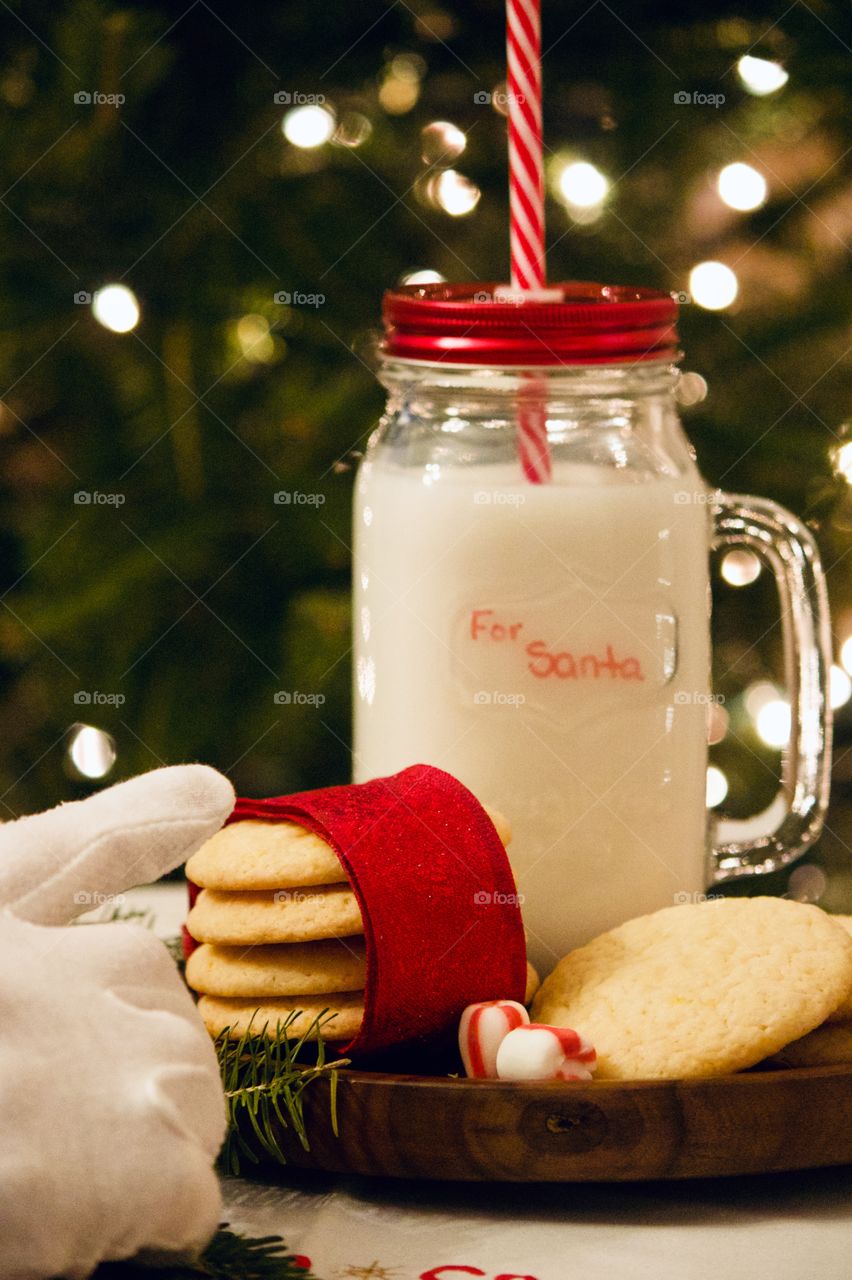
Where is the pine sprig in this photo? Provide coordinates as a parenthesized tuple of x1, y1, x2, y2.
(91, 1225, 318, 1279)
(216, 1013, 349, 1175)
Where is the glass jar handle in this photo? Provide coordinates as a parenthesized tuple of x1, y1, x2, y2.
(710, 494, 832, 883)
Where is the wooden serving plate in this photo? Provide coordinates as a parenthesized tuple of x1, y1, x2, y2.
(248, 1064, 852, 1182)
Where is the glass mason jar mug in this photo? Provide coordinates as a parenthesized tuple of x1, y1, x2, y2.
(352, 284, 831, 969)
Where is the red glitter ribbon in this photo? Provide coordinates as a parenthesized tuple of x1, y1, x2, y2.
(186, 765, 527, 1056)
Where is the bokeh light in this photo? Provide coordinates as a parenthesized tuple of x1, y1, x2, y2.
(379, 54, 424, 115)
(718, 162, 767, 211)
(787, 863, 827, 904)
(332, 112, 372, 148)
(282, 104, 335, 148)
(401, 269, 446, 285)
(92, 284, 140, 333)
(737, 54, 789, 96)
(67, 724, 116, 779)
(675, 371, 709, 406)
(414, 11, 457, 41)
(236, 314, 275, 363)
(558, 160, 609, 209)
(834, 440, 852, 482)
(744, 680, 781, 718)
(390, 53, 425, 80)
(689, 261, 738, 311)
(431, 170, 480, 216)
(756, 699, 791, 748)
(421, 120, 466, 165)
(721, 548, 762, 586)
(831, 663, 852, 710)
(706, 765, 728, 807)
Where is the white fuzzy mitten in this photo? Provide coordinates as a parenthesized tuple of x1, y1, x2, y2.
(0, 765, 235, 1280)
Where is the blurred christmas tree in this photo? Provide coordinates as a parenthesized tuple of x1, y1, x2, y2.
(0, 0, 849, 896)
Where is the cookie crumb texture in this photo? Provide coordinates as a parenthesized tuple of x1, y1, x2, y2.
(186, 938, 367, 997)
(187, 884, 364, 945)
(198, 992, 364, 1042)
(532, 898, 852, 1079)
(186, 819, 344, 890)
(825, 915, 852, 1021)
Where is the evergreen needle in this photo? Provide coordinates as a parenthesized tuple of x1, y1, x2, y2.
(215, 1013, 349, 1174)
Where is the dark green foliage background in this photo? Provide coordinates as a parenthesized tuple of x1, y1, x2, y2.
(0, 0, 849, 896)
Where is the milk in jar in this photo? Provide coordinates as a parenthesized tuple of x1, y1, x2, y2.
(353, 457, 711, 969)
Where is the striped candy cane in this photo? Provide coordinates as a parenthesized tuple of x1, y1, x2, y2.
(506, 0, 551, 483)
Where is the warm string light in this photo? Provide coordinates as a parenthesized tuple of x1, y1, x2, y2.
(421, 120, 466, 164)
(270, 48, 795, 363)
(834, 441, 852, 482)
(744, 663, 852, 742)
(66, 725, 116, 780)
(281, 104, 335, 149)
(675, 371, 709, 406)
(550, 157, 610, 224)
(743, 681, 790, 747)
(755, 699, 791, 748)
(379, 53, 425, 115)
(332, 112, 371, 148)
(737, 54, 789, 96)
(236, 314, 277, 364)
(683, 59, 789, 310)
(787, 863, 827, 904)
(744, 680, 780, 718)
(717, 162, 767, 212)
(721, 548, 762, 586)
(558, 160, 609, 209)
(430, 169, 480, 216)
(417, 121, 477, 219)
(92, 284, 140, 333)
(689, 261, 738, 311)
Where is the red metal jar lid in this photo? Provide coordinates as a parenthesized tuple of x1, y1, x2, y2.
(382, 281, 680, 366)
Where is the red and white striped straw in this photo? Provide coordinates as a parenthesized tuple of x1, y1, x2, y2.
(506, 0, 551, 483)
(507, 0, 545, 291)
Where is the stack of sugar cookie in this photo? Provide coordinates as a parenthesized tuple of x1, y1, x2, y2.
(185, 805, 536, 1043)
(185, 816, 368, 1043)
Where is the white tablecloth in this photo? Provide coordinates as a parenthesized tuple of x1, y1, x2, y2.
(127, 883, 852, 1280)
(221, 1163, 852, 1280)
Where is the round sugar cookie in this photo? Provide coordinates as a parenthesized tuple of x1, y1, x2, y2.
(185, 805, 511, 891)
(531, 897, 852, 1081)
(768, 1021, 852, 1068)
(187, 820, 343, 891)
(186, 938, 367, 997)
(187, 885, 364, 946)
(197, 992, 363, 1042)
(826, 915, 852, 1022)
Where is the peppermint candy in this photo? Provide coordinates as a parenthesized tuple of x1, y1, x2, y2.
(460, 1001, 596, 1082)
(459, 1000, 530, 1078)
(496, 1023, 597, 1082)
